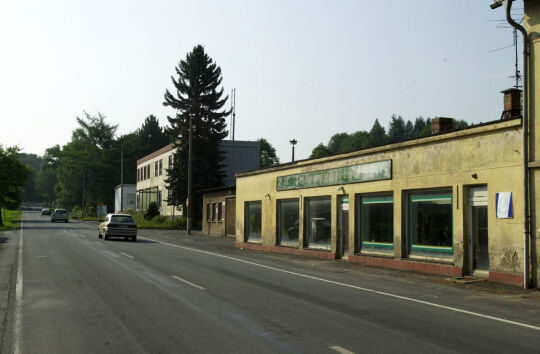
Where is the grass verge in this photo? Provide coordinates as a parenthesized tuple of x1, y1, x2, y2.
(0, 209, 22, 231)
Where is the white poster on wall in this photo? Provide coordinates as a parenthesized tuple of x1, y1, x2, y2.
(496, 192, 513, 219)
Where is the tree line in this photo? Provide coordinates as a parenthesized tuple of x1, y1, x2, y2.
(310, 115, 469, 158)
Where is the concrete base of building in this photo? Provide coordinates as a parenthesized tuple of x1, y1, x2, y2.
(348, 254, 462, 277)
(235, 242, 335, 260)
(488, 271, 524, 287)
(235, 243, 525, 287)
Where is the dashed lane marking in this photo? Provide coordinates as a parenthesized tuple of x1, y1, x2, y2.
(329, 345, 355, 354)
(120, 252, 134, 259)
(171, 275, 206, 290)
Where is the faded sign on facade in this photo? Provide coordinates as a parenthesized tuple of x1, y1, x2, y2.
(276, 160, 392, 191)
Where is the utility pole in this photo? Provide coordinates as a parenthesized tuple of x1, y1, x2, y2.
(120, 143, 124, 212)
(81, 172, 86, 219)
(289, 139, 298, 162)
(187, 113, 193, 234)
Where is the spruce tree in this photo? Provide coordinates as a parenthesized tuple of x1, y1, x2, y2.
(163, 45, 229, 224)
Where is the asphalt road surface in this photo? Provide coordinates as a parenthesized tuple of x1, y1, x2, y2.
(1, 211, 540, 353)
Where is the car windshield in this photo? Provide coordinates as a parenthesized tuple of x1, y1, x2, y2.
(55, 210, 66, 214)
(111, 215, 134, 223)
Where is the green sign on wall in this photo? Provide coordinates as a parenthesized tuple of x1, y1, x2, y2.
(276, 160, 392, 191)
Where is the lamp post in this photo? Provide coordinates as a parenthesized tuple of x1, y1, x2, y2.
(289, 139, 298, 162)
(120, 143, 123, 212)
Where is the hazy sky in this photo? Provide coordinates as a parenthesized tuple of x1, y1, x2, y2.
(0, 0, 523, 162)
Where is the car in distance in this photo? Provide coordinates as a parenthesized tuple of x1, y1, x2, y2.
(51, 208, 68, 223)
(41, 208, 51, 216)
(98, 214, 137, 242)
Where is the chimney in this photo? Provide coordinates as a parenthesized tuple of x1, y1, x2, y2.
(500, 88, 522, 120)
(431, 117, 454, 135)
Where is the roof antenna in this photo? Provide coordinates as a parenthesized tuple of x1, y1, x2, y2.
(230, 88, 236, 141)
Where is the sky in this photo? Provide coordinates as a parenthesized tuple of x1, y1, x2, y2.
(0, 0, 524, 162)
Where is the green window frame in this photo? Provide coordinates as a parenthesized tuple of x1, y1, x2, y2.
(409, 192, 453, 255)
(358, 194, 394, 251)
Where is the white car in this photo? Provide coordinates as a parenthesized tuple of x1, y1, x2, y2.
(51, 209, 68, 223)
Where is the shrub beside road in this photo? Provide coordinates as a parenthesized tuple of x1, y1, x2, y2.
(0, 210, 22, 231)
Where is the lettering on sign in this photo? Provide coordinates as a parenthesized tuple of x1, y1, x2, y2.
(276, 160, 392, 191)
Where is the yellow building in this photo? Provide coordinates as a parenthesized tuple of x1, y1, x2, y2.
(232, 0, 540, 288)
(235, 117, 525, 285)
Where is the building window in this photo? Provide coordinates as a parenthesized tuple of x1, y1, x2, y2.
(305, 196, 331, 249)
(245, 201, 262, 242)
(206, 204, 210, 221)
(277, 199, 299, 246)
(409, 190, 453, 256)
(158, 190, 162, 207)
(155, 161, 158, 177)
(217, 202, 223, 221)
(212, 203, 216, 221)
(159, 159, 163, 175)
(168, 155, 173, 168)
(357, 194, 393, 252)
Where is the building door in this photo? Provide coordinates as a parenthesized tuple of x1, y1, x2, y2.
(467, 187, 489, 274)
(225, 198, 236, 236)
(337, 195, 349, 259)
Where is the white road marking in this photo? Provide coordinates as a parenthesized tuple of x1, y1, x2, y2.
(328, 345, 355, 354)
(79, 234, 86, 238)
(14, 216, 23, 354)
(329, 345, 355, 354)
(140, 236, 540, 332)
(95, 241, 103, 246)
(120, 252, 134, 259)
(171, 275, 206, 290)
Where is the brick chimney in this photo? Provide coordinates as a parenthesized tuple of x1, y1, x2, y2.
(500, 88, 522, 119)
(431, 117, 454, 135)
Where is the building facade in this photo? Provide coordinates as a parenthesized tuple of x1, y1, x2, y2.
(136, 140, 260, 217)
(202, 186, 236, 237)
(136, 143, 178, 216)
(235, 118, 527, 285)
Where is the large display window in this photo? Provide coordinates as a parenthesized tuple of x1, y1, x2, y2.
(357, 194, 393, 252)
(305, 197, 331, 249)
(245, 201, 262, 242)
(277, 199, 299, 246)
(409, 190, 453, 256)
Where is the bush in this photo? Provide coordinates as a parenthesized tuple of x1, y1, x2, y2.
(145, 202, 160, 220)
(152, 215, 168, 224)
(172, 217, 186, 229)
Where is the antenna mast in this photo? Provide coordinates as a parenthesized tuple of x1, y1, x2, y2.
(230, 88, 236, 141)
(513, 27, 521, 89)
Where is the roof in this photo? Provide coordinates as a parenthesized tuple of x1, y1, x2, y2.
(235, 117, 522, 178)
(201, 185, 236, 194)
(136, 143, 176, 165)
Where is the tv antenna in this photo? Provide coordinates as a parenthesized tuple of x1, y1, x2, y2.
(230, 88, 236, 140)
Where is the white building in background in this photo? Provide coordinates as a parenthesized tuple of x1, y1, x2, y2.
(136, 140, 260, 216)
(114, 184, 136, 212)
(136, 143, 177, 216)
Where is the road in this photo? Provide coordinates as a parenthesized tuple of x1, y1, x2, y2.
(0, 211, 539, 353)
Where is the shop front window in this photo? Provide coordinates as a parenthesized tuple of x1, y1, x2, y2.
(245, 201, 262, 242)
(357, 194, 393, 252)
(409, 191, 453, 256)
(305, 197, 331, 249)
(277, 199, 299, 246)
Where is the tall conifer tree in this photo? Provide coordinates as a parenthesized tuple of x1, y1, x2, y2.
(164, 45, 229, 224)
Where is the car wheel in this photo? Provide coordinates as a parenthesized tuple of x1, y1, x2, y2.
(98, 232, 102, 239)
(65, 220, 68, 223)
(104, 234, 109, 241)
(132, 237, 137, 242)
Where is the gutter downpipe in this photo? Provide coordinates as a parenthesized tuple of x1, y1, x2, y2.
(506, 0, 530, 289)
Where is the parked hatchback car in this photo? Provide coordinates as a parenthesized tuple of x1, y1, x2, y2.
(41, 208, 51, 216)
(98, 214, 137, 241)
(51, 209, 68, 223)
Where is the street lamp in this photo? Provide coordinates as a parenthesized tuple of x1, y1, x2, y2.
(289, 139, 298, 162)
